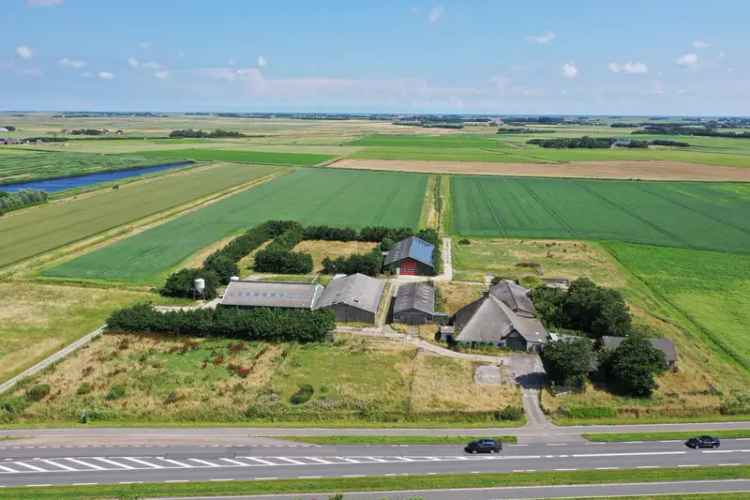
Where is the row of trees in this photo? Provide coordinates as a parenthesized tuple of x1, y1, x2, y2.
(107, 303, 335, 343)
(322, 248, 383, 276)
(0, 190, 48, 216)
(541, 335, 667, 397)
(634, 125, 750, 139)
(254, 223, 313, 274)
(527, 137, 650, 149)
(168, 129, 246, 138)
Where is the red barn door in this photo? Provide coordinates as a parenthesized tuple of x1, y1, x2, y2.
(400, 259, 417, 276)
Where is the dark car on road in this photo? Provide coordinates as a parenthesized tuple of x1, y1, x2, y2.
(686, 435, 721, 449)
(465, 438, 502, 454)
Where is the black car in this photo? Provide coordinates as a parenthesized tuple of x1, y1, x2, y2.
(465, 438, 502, 454)
(685, 435, 721, 449)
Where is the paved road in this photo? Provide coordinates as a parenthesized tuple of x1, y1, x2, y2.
(161, 479, 750, 500)
(2, 438, 750, 488)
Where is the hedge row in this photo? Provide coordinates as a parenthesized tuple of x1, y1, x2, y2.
(254, 223, 313, 274)
(107, 303, 335, 343)
(303, 225, 414, 243)
(322, 248, 383, 276)
(0, 190, 48, 216)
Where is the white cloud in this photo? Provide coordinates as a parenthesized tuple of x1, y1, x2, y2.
(59, 57, 86, 69)
(428, 5, 444, 24)
(26, 0, 63, 6)
(127, 57, 140, 69)
(692, 40, 710, 49)
(16, 46, 33, 60)
(142, 61, 162, 70)
(139, 41, 152, 50)
(526, 31, 556, 44)
(257, 56, 267, 68)
(81, 71, 93, 78)
(97, 71, 114, 80)
(561, 62, 578, 79)
(154, 70, 169, 80)
(676, 53, 699, 68)
(608, 61, 648, 74)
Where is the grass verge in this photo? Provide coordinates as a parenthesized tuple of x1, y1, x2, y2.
(584, 429, 750, 442)
(3, 465, 750, 499)
(271, 435, 518, 445)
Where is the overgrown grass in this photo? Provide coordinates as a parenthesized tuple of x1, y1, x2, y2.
(3, 465, 750, 499)
(0, 151, 152, 184)
(271, 435, 518, 445)
(584, 429, 750, 442)
(139, 148, 334, 166)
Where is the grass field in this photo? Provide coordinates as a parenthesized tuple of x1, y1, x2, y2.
(2, 333, 520, 425)
(43, 168, 428, 284)
(449, 175, 750, 254)
(138, 148, 335, 166)
(0, 163, 280, 269)
(584, 430, 750, 442)
(0, 150, 152, 184)
(273, 435, 518, 445)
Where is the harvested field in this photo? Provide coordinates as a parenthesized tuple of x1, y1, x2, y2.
(331, 159, 750, 182)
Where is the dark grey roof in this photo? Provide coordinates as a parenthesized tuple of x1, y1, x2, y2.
(489, 280, 536, 317)
(454, 295, 546, 345)
(220, 281, 323, 309)
(394, 282, 435, 315)
(384, 236, 435, 269)
(315, 273, 385, 314)
(600, 336, 677, 363)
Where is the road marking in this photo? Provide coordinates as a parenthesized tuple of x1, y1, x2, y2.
(554, 468, 577, 471)
(219, 458, 249, 467)
(13, 462, 47, 472)
(275, 457, 306, 465)
(637, 465, 660, 469)
(298, 475, 322, 479)
(164, 479, 189, 483)
(679, 464, 700, 468)
(210, 478, 234, 481)
(0, 464, 17, 473)
(596, 467, 619, 470)
(363, 456, 387, 463)
(94, 457, 134, 470)
(336, 457, 361, 463)
(189, 458, 220, 467)
(240, 457, 276, 466)
(26, 484, 52, 487)
(72, 483, 97, 486)
(40, 459, 77, 471)
(720, 463, 741, 466)
(160, 458, 193, 468)
(572, 451, 685, 458)
(66, 458, 105, 470)
(254, 477, 278, 480)
(343, 474, 365, 478)
(122, 457, 164, 469)
(304, 457, 334, 464)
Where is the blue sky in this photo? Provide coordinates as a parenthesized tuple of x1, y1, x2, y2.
(1, 0, 748, 115)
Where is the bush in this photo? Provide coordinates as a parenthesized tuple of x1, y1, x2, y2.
(541, 338, 594, 390)
(254, 225, 313, 274)
(303, 225, 358, 241)
(161, 268, 220, 299)
(458, 238, 471, 245)
(0, 189, 48, 216)
(559, 405, 618, 419)
(322, 248, 383, 276)
(203, 255, 239, 283)
(76, 382, 93, 396)
(290, 384, 314, 405)
(25, 384, 51, 402)
(105, 385, 127, 401)
(600, 334, 667, 397)
(495, 405, 524, 421)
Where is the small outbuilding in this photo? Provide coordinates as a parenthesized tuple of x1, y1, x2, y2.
(219, 281, 323, 310)
(392, 282, 448, 325)
(315, 273, 385, 323)
(384, 236, 435, 276)
(600, 335, 678, 369)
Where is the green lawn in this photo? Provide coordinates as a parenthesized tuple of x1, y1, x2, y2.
(43, 168, 428, 284)
(1, 465, 748, 499)
(273, 435, 517, 445)
(584, 430, 750, 442)
(138, 148, 334, 166)
(0, 163, 280, 268)
(449, 175, 750, 254)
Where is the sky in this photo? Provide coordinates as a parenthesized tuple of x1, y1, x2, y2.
(1, 0, 748, 115)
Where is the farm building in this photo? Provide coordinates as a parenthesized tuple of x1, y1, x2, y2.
(392, 282, 448, 325)
(600, 335, 678, 369)
(443, 280, 547, 352)
(384, 236, 435, 276)
(219, 281, 324, 310)
(315, 273, 386, 323)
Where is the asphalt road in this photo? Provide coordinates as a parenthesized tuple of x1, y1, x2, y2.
(2, 438, 750, 488)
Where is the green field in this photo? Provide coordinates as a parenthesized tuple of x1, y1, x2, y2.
(449, 175, 750, 254)
(349, 133, 750, 167)
(138, 148, 335, 166)
(43, 169, 428, 284)
(606, 243, 750, 371)
(0, 163, 280, 268)
(0, 150, 153, 184)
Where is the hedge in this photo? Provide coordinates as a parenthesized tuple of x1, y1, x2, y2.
(106, 303, 336, 343)
(322, 248, 383, 276)
(0, 190, 48, 216)
(254, 223, 313, 274)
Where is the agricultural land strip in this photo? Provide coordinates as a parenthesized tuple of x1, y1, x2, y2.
(0, 163, 281, 269)
(137, 148, 335, 166)
(449, 175, 750, 254)
(43, 169, 428, 284)
(331, 158, 750, 182)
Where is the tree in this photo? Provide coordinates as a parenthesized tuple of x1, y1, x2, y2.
(561, 278, 631, 338)
(541, 338, 594, 390)
(602, 334, 667, 397)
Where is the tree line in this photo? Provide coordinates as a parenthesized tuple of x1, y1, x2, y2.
(527, 137, 650, 149)
(168, 129, 246, 138)
(634, 125, 750, 139)
(0, 190, 48, 216)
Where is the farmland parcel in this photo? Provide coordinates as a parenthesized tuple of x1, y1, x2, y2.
(450, 175, 750, 254)
(138, 149, 334, 166)
(0, 163, 280, 268)
(44, 169, 428, 284)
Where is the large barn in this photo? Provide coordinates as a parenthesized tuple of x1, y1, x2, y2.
(219, 281, 324, 310)
(384, 236, 435, 276)
(314, 273, 385, 323)
(392, 282, 447, 325)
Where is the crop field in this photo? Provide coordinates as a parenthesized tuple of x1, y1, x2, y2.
(0, 163, 280, 268)
(348, 133, 750, 168)
(43, 168, 428, 284)
(0, 150, 152, 184)
(449, 175, 750, 254)
(137, 148, 335, 166)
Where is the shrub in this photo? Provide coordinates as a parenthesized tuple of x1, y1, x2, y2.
(76, 382, 93, 396)
(559, 405, 618, 419)
(600, 334, 667, 398)
(254, 226, 313, 274)
(164, 391, 182, 405)
(105, 385, 127, 401)
(161, 268, 220, 299)
(458, 238, 471, 245)
(203, 255, 239, 283)
(541, 337, 594, 390)
(290, 384, 314, 405)
(322, 248, 382, 276)
(495, 405, 524, 421)
(0, 189, 48, 216)
(25, 384, 51, 402)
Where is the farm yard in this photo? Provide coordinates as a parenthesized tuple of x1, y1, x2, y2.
(43, 168, 428, 284)
(449, 175, 750, 254)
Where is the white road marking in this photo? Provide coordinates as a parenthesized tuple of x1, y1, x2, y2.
(678, 464, 700, 468)
(364, 456, 387, 463)
(554, 468, 577, 471)
(188, 458, 220, 467)
(305, 457, 334, 464)
(637, 465, 660, 469)
(0, 464, 18, 473)
(255, 476, 278, 480)
(298, 475, 322, 479)
(159, 458, 193, 468)
(572, 451, 686, 458)
(596, 467, 619, 470)
(40, 459, 77, 471)
(219, 458, 249, 467)
(94, 457, 134, 470)
(274, 457, 306, 465)
(26, 484, 52, 487)
(122, 457, 164, 469)
(72, 482, 97, 486)
(210, 478, 234, 481)
(240, 457, 276, 466)
(66, 458, 105, 470)
(164, 479, 189, 483)
(13, 462, 47, 472)
(336, 457, 361, 463)
(720, 463, 741, 466)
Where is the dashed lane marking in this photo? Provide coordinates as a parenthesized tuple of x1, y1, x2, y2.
(122, 457, 164, 469)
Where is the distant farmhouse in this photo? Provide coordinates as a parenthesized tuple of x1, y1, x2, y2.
(600, 335, 678, 370)
(384, 236, 435, 276)
(220, 273, 385, 324)
(392, 282, 448, 325)
(442, 280, 547, 352)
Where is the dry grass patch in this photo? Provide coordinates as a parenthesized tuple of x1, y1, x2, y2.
(293, 240, 378, 272)
(435, 281, 485, 315)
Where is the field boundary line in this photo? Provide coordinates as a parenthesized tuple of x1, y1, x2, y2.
(0, 326, 105, 394)
(515, 180, 576, 237)
(474, 178, 507, 236)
